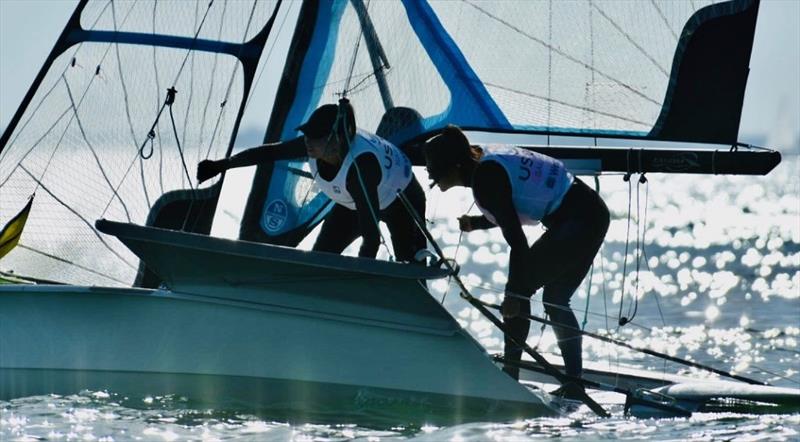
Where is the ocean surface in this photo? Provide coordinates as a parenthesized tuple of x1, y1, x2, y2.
(2, 155, 798, 441)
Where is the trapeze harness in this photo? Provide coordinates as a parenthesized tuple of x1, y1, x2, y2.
(474, 145, 573, 225)
(308, 129, 425, 261)
(309, 129, 412, 210)
(472, 146, 609, 379)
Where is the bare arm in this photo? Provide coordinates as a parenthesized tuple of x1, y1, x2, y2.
(472, 161, 529, 295)
(459, 214, 497, 231)
(197, 136, 307, 183)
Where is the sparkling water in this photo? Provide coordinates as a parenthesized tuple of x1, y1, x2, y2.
(2, 156, 798, 441)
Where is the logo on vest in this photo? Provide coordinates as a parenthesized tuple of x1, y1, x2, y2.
(264, 199, 288, 233)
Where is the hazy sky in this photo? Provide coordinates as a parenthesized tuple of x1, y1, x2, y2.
(1, 0, 798, 151)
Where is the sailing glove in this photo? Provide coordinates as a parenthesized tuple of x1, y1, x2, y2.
(197, 159, 226, 183)
(502, 291, 524, 318)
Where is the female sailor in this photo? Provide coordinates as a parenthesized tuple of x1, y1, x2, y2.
(423, 125, 609, 395)
(198, 100, 426, 262)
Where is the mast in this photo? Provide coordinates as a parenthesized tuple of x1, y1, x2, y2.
(239, 0, 326, 245)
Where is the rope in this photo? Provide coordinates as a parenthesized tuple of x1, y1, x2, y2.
(19, 165, 137, 272)
(166, 88, 195, 193)
(16, 244, 128, 285)
(337, 102, 393, 259)
(63, 77, 133, 222)
(109, 1, 154, 208)
(443, 201, 475, 304)
(618, 172, 633, 327)
(395, 191, 610, 417)
(1, 0, 113, 161)
(581, 263, 594, 331)
(337, 5, 393, 260)
(463, 0, 662, 106)
(476, 299, 770, 386)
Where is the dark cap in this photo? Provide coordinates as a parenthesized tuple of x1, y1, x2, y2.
(295, 104, 339, 138)
(423, 125, 471, 186)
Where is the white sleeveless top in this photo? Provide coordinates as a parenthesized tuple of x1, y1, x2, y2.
(474, 146, 573, 226)
(309, 129, 413, 210)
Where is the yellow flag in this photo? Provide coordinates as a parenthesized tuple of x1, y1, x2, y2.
(0, 195, 34, 260)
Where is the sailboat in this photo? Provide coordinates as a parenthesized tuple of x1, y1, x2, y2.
(0, 0, 793, 423)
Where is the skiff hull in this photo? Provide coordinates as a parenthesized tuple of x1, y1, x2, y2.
(0, 220, 557, 424)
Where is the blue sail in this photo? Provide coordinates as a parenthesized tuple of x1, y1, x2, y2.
(242, 0, 767, 245)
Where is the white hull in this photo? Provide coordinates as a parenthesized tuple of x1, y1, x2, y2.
(0, 221, 557, 423)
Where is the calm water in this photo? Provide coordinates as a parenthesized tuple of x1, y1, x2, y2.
(2, 156, 799, 441)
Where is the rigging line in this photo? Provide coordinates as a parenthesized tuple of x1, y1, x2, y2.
(0, 107, 71, 189)
(63, 77, 133, 223)
(547, 0, 552, 128)
(110, 0, 152, 208)
(459, 279, 655, 332)
(618, 174, 633, 328)
(15, 56, 110, 193)
(2, 0, 114, 157)
(169, 0, 216, 88)
(321, 68, 382, 90)
(593, 173, 610, 334)
(238, 0, 292, 124)
(600, 246, 609, 330)
(649, 0, 679, 41)
(341, 71, 385, 98)
(3, 1, 137, 186)
(639, 175, 665, 327)
(734, 142, 778, 152)
(151, 0, 166, 196)
(201, 97, 230, 160)
(2, 65, 73, 165)
(508, 290, 656, 333)
(444, 201, 476, 305)
(750, 365, 800, 386)
(475, 298, 770, 386)
(590, 3, 669, 77)
(180, 0, 203, 173)
(343, 0, 369, 95)
(483, 82, 651, 127)
(627, 174, 643, 322)
(100, 148, 143, 218)
(334, 98, 392, 260)
(581, 261, 595, 331)
(198, 0, 228, 165)
(187, 0, 259, 233)
(337, 1, 390, 99)
(202, 0, 258, 161)
(462, 0, 663, 107)
(16, 244, 128, 285)
(396, 192, 610, 417)
(588, 0, 595, 131)
(167, 102, 195, 193)
(19, 165, 138, 272)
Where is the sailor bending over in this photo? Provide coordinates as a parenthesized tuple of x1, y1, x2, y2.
(423, 125, 609, 396)
(198, 101, 427, 262)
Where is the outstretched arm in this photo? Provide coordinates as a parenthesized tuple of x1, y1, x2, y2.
(197, 136, 307, 183)
(459, 214, 496, 231)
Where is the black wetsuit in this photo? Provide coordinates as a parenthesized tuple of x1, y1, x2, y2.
(472, 161, 610, 379)
(231, 136, 426, 261)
